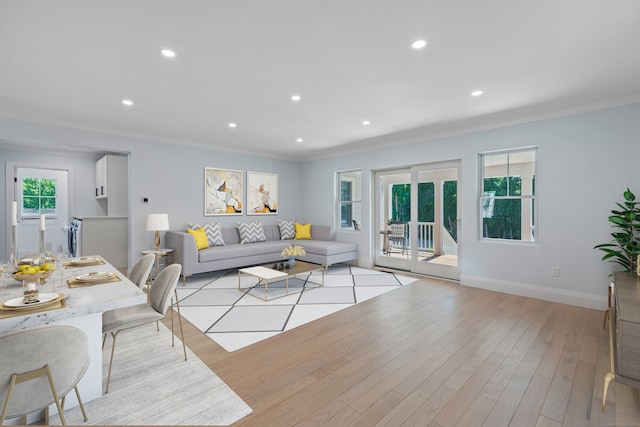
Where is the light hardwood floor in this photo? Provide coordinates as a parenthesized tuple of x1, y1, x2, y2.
(163, 274, 640, 426)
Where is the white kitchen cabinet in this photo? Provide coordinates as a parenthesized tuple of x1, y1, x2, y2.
(95, 155, 128, 216)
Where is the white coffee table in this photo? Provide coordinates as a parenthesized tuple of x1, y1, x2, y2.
(238, 261, 325, 300)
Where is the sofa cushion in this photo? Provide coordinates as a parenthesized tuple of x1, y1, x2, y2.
(296, 240, 357, 256)
(294, 223, 312, 240)
(188, 222, 225, 246)
(187, 228, 209, 250)
(237, 221, 267, 244)
(198, 241, 288, 262)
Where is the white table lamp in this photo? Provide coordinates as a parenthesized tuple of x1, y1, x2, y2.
(146, 214, 170, 250)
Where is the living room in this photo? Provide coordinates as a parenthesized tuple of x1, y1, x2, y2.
(2, 1, 640, 425)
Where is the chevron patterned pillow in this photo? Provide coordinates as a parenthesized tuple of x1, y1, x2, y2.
(237, 221, 267, 244)
(278, 220, 296, 240)
(188, 222, 225, 246)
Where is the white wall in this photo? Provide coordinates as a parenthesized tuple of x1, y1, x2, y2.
(302, 103, 640, 309)
(2, 104, 639, 309)
(0, 118, 304, 267)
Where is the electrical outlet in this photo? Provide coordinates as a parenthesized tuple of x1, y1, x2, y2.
(141, 197, 149, 204)
(551, 266, 560, 277)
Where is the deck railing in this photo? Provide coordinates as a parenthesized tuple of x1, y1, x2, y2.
(387, 221, 458, 256)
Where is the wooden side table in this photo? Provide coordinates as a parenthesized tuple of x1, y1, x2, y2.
(602, 272, 640, 410)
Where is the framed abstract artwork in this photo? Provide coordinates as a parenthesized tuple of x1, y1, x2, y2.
(247, 172, 278, 215)
(204, 168, 243, 216)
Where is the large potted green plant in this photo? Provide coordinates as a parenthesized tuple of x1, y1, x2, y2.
(594, 188, 640, 273)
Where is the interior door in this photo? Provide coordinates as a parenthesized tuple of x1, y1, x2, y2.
(374, 161, 460, 280)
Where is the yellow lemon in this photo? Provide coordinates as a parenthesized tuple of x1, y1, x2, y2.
(18, 264, 30, 272)
(23, 267, 37, 274)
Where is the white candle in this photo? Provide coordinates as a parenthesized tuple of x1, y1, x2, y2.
(40, 214, 46, 231)
(11, 201, 17, 226)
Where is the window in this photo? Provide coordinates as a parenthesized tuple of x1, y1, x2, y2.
(480, 148, 536, 241)
(22, 177, 57, 217)
(337, 170, 362, 230)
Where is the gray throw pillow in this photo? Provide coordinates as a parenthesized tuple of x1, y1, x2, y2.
(278, 220, 296, 240)
(188, 222, 225, 246)
(237, 221, 267, 244)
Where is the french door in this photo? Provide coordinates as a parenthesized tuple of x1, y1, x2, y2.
(374, 161, 460, 280)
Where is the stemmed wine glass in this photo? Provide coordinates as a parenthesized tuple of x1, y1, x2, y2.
(53, 251, 68, 291)
(0, 262, 10, 296)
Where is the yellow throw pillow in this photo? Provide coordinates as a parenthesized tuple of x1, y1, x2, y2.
(294, 223, 312, 240)
(187, 228, 209, 250)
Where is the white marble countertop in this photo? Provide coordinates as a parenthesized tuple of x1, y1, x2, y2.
(0, 256, 146, 333)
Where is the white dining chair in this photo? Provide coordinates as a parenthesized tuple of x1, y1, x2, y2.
(102, 263, 185, 393)
(0, 324, 89, 425)
(128, 253, 155, 289)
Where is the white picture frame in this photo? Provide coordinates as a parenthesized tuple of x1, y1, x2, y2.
(246, 172, 278, 215)
(204, 168, 243, 216)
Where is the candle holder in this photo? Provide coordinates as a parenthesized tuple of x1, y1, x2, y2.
(23, 281, 39, 304)
(9, 224, 18, 271)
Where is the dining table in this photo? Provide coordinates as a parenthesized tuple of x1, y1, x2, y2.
(0, 255, 146, 417)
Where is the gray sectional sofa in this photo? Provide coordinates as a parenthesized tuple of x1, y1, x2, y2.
(165, 224, 358, 281)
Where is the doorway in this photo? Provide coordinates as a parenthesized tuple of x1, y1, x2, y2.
(374, 161, 460, 280)
(6, 163, 74, 258)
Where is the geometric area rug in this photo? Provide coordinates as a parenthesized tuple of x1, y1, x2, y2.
(175, 264, 419, 352)
(49, 322, 253, 426)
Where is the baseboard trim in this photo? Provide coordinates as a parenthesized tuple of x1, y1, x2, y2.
(460, 274, 607, 311)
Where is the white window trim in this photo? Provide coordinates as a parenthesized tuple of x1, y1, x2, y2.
(337, 170, 362, 231)
(479, 147, 537, 243)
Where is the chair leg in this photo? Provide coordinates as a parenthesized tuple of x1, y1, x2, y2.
(2, 367, 68, 426)
(105, 331, 119, 394)
(43, 365, 67, 425)
(172, 290, 188, 361)
(74, 385, 88, 421)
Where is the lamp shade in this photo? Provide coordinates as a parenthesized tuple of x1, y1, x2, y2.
(146, 214, 169, 231)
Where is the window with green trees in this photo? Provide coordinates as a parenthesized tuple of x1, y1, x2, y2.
(480, 148, 536, 241)
(22, 177, 57, 216)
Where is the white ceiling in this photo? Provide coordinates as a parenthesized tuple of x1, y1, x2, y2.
(1, 1, 640, 160)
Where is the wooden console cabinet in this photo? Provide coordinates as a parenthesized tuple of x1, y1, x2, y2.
(603, 272, 640, 410)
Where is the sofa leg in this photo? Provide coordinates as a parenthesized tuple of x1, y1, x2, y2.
(181, 274, 192, 286)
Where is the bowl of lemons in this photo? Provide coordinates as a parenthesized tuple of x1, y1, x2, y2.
(12, 263, 54, 284)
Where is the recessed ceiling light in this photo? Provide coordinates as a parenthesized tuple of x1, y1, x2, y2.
(228, 122, 237, 128)
(160, 48, 176, 58)
(362, 120, 371, 126)
(121, 99, 133, 106)
(291, 94, 301, 102)
(411, 39, 428, 50)
(296, 138, 303, 143)
(471, 90, 484, 97)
